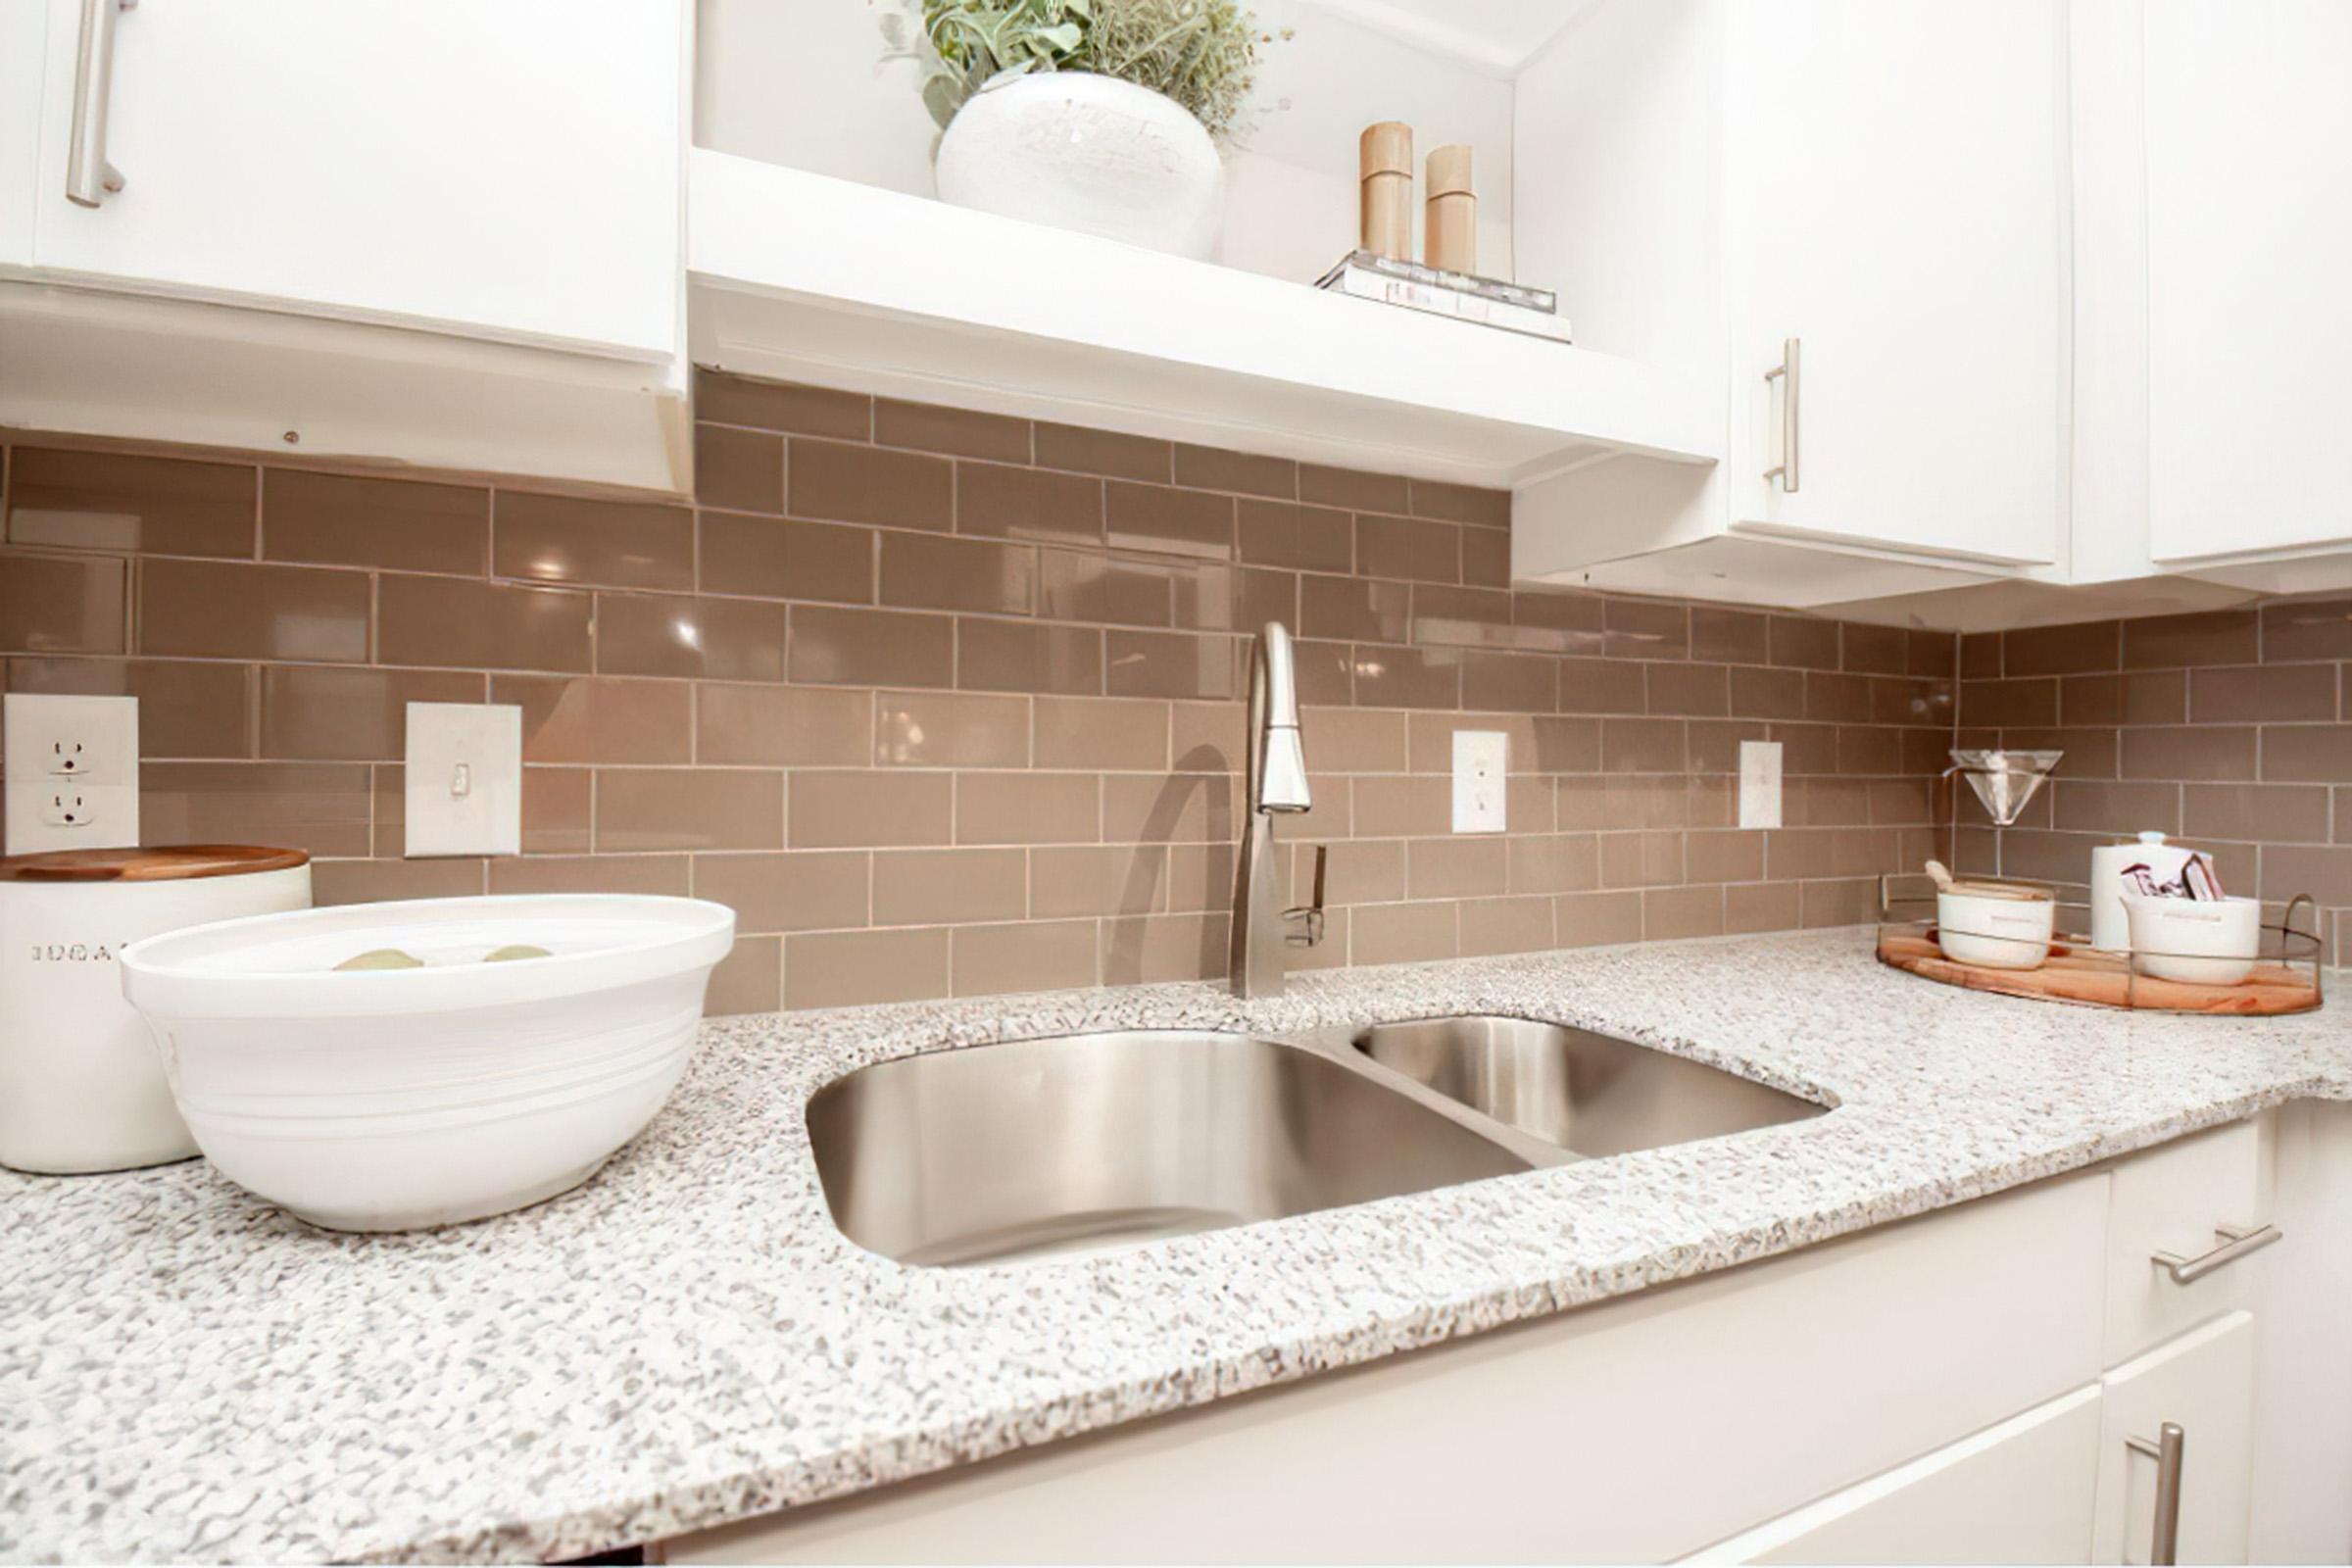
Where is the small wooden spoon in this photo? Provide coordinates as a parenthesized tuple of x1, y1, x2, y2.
(1925, 859, 2049, 901)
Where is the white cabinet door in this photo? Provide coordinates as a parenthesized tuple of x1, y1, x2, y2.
(0, 0, 45, 265)
(1723, 0, 2066, 566)
(2094, 1312, 2256, 1565)
(2144, 0, 2352, 562)
(1686, 1384, 2102, 1564)
(23, 0, 680, 358)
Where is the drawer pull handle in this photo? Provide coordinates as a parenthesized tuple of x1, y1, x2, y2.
(2126, 1421, 2185, 1565)
(2152, 1222, 2281, 1284)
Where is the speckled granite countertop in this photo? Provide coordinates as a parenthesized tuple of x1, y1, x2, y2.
(8, 928, 2352, 1564)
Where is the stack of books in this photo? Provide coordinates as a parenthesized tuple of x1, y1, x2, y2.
(1312, 250, 1573, 344)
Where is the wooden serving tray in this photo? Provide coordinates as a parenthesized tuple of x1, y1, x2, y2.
(1877, 924, 2321, 1015)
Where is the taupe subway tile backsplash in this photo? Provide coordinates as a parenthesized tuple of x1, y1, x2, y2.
(5, 368, 1965, 1012)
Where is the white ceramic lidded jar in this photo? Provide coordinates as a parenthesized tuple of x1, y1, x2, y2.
(2089, 831, 2214, 952)
(0, 845, 311, 1174)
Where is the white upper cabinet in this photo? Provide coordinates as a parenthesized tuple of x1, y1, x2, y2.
(1511, 0, 2064, 610)
(18, 0, 682, 359)
(1723, 0, 2066, 567)
(0, 0, 688, 491)
(2143, 0, 2352, 563)
(0, 1, 43, 267)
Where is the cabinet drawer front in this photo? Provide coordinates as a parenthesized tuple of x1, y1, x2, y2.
(2105, 1120, 2269, 1365)
(669, 1173, 2109, 1565)
(2093, 1312, 2257, 1565)
(1687, 1384, 2102, 1565)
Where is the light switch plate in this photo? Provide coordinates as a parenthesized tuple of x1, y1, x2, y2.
(1451, 729, 1508, 833)
(404, 703, 522, 858)
(1740, 739, 1784, 829)
(4, 693, 139, 854)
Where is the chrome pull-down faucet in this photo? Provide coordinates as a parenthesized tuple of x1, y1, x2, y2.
(1231, 622, 1319, 997)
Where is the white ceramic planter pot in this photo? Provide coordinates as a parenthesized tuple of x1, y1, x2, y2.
(935, 72, 1224, 260)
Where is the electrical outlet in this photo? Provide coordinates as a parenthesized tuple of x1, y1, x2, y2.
(1451, 729, 1508, 833)
(1740, 740, 1784, 829)
(41, 789, 95, 829)
(404, 703, 523, 858)
(5, 694, 139, 854)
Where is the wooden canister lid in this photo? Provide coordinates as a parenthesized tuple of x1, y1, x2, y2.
(1426, 143, 1474, 197)
(1359, 122, 1413, 178)
(0, 845, 310, 883)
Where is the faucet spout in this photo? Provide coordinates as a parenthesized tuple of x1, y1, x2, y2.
(1232, 623, 1318, 997)
(1250, 621, 1311, 814)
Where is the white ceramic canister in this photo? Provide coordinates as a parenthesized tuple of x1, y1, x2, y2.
(2089, 831, 2211, 952)
(0, 846, 310, 1173)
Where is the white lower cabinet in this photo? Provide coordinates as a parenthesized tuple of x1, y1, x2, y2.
(671, 1171, 2110, 1565)
(2094, 1313, 2257, 1566)
(666, 1125, 2279, 1565)
(1688, 1385, 2104, 1565)
(2251, 1102, 2352, 1561)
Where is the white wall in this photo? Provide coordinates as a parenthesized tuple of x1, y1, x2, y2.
(1510, 0, 1720, 370)
(694, 0, 1516, 285)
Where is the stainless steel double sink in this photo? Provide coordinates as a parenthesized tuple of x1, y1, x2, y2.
(807, 1016, 1827, 1268)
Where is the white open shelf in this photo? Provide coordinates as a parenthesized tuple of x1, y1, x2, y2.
(686, 148, 1720, 489)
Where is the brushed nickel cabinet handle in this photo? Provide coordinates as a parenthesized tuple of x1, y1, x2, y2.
(67, 0, 133, 207)
(1762, 336, 1800, 492)
(2152, 1222, 2281, 1284)
(2127, 1421, 2185, 1565)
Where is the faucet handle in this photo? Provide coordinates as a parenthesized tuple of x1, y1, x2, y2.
(1284, 844, 1328, 948)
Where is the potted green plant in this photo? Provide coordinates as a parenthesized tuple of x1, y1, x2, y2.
(884, 0, 1275, 260)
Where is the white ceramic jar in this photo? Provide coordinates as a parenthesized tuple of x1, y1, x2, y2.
(2089, 831, 2214, 951)
(934, 71, 1225, 260)
(0, 846, 311, 1174)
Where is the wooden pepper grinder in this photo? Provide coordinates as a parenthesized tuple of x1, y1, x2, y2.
(1358, 122, 1413, 262)
(1425, 144, 1475, 274)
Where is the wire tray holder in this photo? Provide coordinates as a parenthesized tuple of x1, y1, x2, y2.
(1875, 873, 2324, 1014)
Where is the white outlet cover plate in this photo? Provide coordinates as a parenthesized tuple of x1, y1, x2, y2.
(404, 703, 522, 858)
(1740, 739, 1785, 829)
(1451, 729, 1508, 833)
(4, 693, 139, 855)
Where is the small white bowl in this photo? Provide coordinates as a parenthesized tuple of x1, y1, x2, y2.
(120, 895, 735, 1231)
(2123, 893, 2262, 986)
(1936, 886, 2055, 970)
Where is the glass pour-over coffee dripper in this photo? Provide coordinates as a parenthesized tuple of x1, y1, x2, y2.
(1946, 749, 2063, 826)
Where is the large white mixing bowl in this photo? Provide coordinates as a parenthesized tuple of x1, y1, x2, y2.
(119, 895, 735, 1232)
